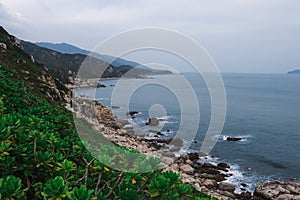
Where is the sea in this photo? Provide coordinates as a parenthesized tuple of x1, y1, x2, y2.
(74, 72, 300, 193)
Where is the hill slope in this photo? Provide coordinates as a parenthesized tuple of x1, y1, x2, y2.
(0, 26, 68, 103)
(21, 41, 122, 84)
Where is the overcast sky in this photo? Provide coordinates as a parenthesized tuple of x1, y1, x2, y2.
(0, 0, 299, 73)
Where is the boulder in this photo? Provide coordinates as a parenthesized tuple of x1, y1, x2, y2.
(198, 151, 208, 157)
(126, 111, 139, 116)
(187, 152, 200, 162)
(161, 157, 174, 166)
(253, 180, 300, 200)
(96, 83, 106, 88)
(293, 195, 300, 200)
(179, 154, 189, 162)
(202, 162, 217, 169)
(218, 182, 236, 193)
(226, 137, 245, 141)
(149, 129, 160, 133)
(169, 146, 181, 152)
(190, 163, 202, 170)
(180, 164, 194, 174)
(277, 194, 294, 200)
(217, 162, 230, 169)
(156, 131, 164, 136)
(241, 183, 247, 188)
(203, 179, 217, 189)
(154, 138, 170, 144)
(200, 165, 220, 175)
(169, 138, 184, 147)
(238, 191, 252, 200)
(116, 119, 130, 128)
(146, 117, 159, 126)
(185, 159, 193, 164)
(214, 174, 226, 182)
(161, 151, 176, 158)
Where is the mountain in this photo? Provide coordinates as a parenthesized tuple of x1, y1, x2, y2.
(23, 41, 172, 84)
(22, 41, 122, 84)
(35, 42, 173, 74)
(36, 42, 90, 55)
(0, 26, 68, 102)
(35, 42, 146, 68)
(287, 69, 300, 74)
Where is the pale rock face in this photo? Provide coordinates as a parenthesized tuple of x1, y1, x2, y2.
(161, 157, 173, 166)
(277, 194, 294, 200)
(30, 55, 35, 63)
(179, 164, 194, 174)
(12, 37, 23, 49)
(293, 195, 300, 200)
(0, 42, 7, 49)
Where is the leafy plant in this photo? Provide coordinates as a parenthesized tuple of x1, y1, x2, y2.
(0, 175, 26, 200)
(41, 176, 68, 200)
(67, 185, 94, 200)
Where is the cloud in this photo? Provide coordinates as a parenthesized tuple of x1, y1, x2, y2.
(0, 2, 26, 35)
(0, 0, 299, 72)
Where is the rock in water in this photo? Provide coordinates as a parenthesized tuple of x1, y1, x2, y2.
(226, 137, 244, 141)
(96, 83, 106, 88)
(126, 111, 139, 116)
(170, 138, 184, 147)
(146, 117, 159, 126)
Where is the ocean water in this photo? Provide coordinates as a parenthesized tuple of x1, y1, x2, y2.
(74, 73, 300, 192)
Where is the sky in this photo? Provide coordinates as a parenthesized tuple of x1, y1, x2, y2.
(0, 0, 299, 73)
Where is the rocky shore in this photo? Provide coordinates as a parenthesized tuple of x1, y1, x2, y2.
(70, 98, 300, 200)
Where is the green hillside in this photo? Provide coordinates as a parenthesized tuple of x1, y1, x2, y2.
(0, 26, 216, 199)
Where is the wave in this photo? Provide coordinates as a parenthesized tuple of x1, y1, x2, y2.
(196, 154, 268, 194)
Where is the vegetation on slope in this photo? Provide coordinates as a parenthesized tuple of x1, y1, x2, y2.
(0, 26, 67, 103)
(0, 66, 216, 199)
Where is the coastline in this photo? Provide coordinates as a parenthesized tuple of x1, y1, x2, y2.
(66, 75, 154, 89)
(69, 97, 300, 200)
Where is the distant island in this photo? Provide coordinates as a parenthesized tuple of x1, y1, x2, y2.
(287, 69, 300, 74)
